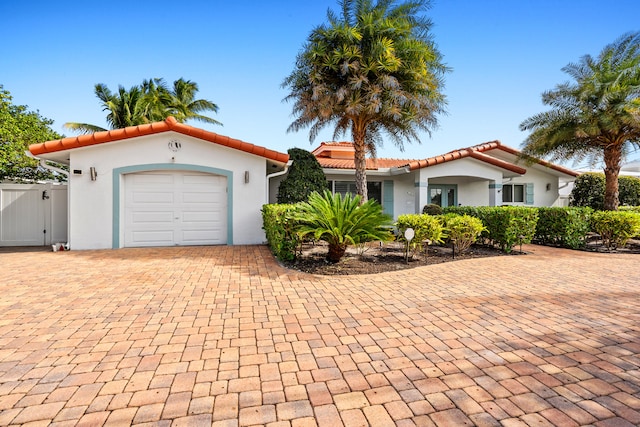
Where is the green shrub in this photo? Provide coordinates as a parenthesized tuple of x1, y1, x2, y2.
(396, 214, 444, 256)
(591, 210, 640, 249)
(570, 172, 640, 209)
(535, 207, 593, 249)
(277, 148, 328, 204)
(620, 206, 640, 213)
(291, 190, 394, 263)
(422, 204, 443, 215)
(619, 176, 640, 207)
(570, 173, 605, 210)
(444, 206, 538, 252)
(440, 214, 485, 254)
(261, 203, 301, 262)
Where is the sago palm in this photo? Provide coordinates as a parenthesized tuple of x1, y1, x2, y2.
(283, 0, 448, 201)
(520, 32, 640, 211)
(291, 190, 393, 263)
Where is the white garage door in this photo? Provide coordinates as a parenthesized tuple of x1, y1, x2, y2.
(124, 171, 227, 247)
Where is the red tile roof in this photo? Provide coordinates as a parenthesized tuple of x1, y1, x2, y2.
(29, 117, 290, 164)
(313, 140, 578, 177)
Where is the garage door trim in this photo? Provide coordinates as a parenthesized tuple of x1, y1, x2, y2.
(112, 163, 233, 248)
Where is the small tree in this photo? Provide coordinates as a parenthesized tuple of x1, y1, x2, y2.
(277, 148, 328, 203)
(0, 86, 64, 182)
(291, 190, 393, 263)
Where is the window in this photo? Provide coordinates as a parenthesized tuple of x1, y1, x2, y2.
(332, 181, 382, 204)
(502, 184, 525, 203)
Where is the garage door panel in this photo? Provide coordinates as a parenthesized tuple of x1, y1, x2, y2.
(131, 191, 175, 204)
(131, 230, 176, 245)
(124, 171, 227, 247)
(131, 210, 174, 224)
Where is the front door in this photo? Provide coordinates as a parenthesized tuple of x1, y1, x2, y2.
(429, 185, 457, 208)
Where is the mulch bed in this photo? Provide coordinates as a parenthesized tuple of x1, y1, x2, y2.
(281, 237, 640, 276)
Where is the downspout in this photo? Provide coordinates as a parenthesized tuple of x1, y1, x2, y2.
(266, 160, 293, 204)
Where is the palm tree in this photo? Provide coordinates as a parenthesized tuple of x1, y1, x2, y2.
(282, 0, 448, 201)
(64, 84, 149, 134)
(520, 32, 640, 211)
(64, 78, 221, 133)
(292, 190, 393, 263)
(166, 78, 222, 126)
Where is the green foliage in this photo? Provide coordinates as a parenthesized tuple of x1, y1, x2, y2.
(520, 32, 640, 210)
(291, 190, 393, 263)
(0, 86, 65, 182)
(535, 207, 593, 249)
(444, 206, 539, 252)
(282, 0, 448, 200)
(261, 204, 301, 262)
(422, 204, 443, 215)
(570, 172, 640, 209)
(570, 173, 605, 210)
(277, 148, 328, 204)
(620, 206, 640, 213)
(64, 78, 220, 133)
(591, 210, 640, 249)
(396, 214, 444, 256)
(440, 214, 486, 254)
(619, 175, 640, 206)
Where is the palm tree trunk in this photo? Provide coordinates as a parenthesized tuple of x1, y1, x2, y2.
(352, 123, 368, 203)
(327, 243, 347, 263)
(603, 143, 622, 211)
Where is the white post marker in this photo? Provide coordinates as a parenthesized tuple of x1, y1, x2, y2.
(404, 228, 415, 263)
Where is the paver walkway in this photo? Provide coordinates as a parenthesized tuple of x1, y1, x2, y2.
(0, 244, 638, 426)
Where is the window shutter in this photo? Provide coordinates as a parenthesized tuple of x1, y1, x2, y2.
(383, 180, 394, 216)
(525, 183, 534, 205)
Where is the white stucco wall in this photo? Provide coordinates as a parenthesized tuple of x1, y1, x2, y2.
(506, 166, 563, 207)
(66, 132, 269, 249)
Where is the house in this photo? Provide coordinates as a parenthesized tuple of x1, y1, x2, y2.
(29, 117, 289, 250)
(270, 141, 579, 218)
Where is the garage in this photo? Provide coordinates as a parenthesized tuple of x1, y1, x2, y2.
(27, 117, 289, 249)
(124, 170, 227, 247)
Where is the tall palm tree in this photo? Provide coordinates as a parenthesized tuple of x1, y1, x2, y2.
(520, 32, 640, 211)
(282, 0, 448, 201)
(64, 78, 221, 134)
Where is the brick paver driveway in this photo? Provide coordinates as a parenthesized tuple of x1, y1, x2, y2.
(0, 245, 638, 426)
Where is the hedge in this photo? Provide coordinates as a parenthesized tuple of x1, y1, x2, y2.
(261, 203, 300, 261)
(444, 206, 538, 252)
(591, 210, 640, 249)
(535, 207, 593, 249)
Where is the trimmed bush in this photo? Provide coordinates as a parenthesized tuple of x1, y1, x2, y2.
(396, 214, 444, 256)
(570, 172, 640, 209)
(440, 213, 485, 254)
(422, 204, 443, 215)
(262, 203, 301, 261)
(535, 207, 593, 249)
(591, 210, 640, 249)
(620, 206, 640, 213)
(620, 176, 640, 207)
(277, 148, 328, 204)
(444, 206, 538, 252)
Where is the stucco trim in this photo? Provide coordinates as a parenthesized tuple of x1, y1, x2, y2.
(112, 163, 233, 248)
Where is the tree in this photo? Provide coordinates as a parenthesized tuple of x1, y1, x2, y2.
(291, 190, 393, 263)
(282, 0, 448, 202)
(277, 148, 328, 203)
(520, 32, 640, 211)
(0, 85, 64, 182)
(64, 78, 221, 134)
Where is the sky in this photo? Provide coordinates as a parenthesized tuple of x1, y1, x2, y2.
(3, 0, 639, 167)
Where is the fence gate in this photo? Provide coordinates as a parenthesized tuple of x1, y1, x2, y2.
(0, 183, 67, 247)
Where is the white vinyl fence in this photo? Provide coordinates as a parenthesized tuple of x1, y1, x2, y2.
(0, 183, 68, 247)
